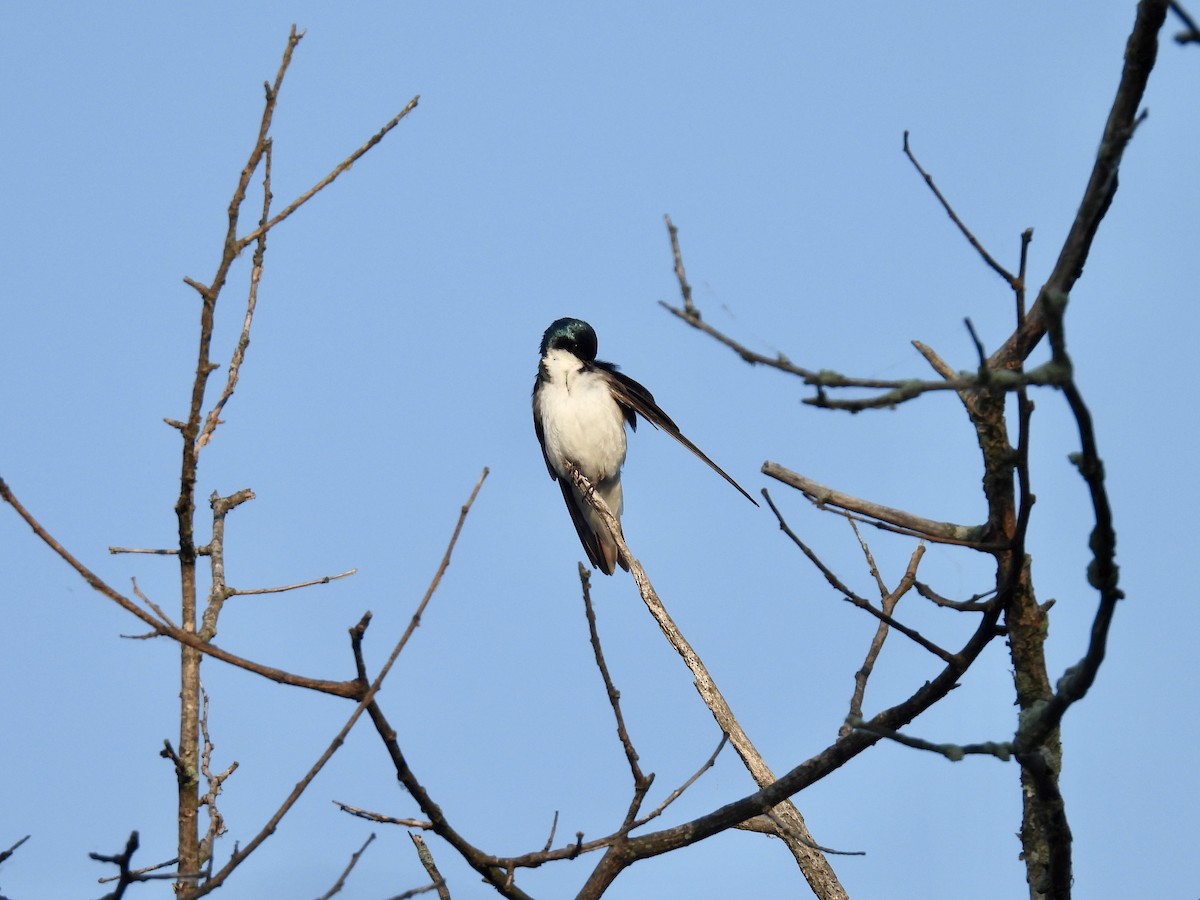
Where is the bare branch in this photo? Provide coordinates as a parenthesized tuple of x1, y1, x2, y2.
(0, 477, 365, 699)
(189, 468, 489, 899)
(332, 801, 433, 830)
(847, 716, 1012, 762)
(90, 831, 142, 900)
(1013, 294, 1123, 752)
(197, 685, 237, 870)
(564, 464, 846, 900)
(991, 0, 1165, 366)
(195, 134, 274, 452)
(1169, 1, 1200, 43)
(578, 564, 651, 802)
(632, 735, 728, 829)
(171, 28, 306, 882)
(840, 589, 955, 665)
(760, 463, 989, 547)
(97, 855, 184, 885)
(761, 493, 954, 666)
(230, 569, 357, 596)
(758, 810, 866, 857)
(593, 595, 1002, 885)
(663, 214, 698, 318)
(0, 834, 30, 865)
(132, 577, 178, 629)
(199, 489, 256, 641)
(913, 580, 998, 612)
(902, 131, 1018, 288)
(842, 531, 926, 736)
(236, 95, 420, 250)
(316, 833, 376, 900)
(659, 300, 819, 378)
(408, 834, 451, 900)
(383, 885, 446, 900)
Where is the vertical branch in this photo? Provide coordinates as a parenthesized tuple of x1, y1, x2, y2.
(172, 27, 303, 887)
(578, 565, 651, 798)
(199, 489, 256, 641)
(197, 685, 237, 869)
(663, 214, 697, 318)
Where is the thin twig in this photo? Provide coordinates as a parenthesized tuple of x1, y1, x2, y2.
(97, 855, 182, 885)
(632, 735, 728, 828)
(197, 685, 237, 870)
(661, 297, 1063, 413)
(90, 831, 142, 900)
(132, 577, 178, 628)
(991, 1, 1163, 366)
(578, 564, 651, 799)
(1169, 0, 1200, 42)
(659, 300, 819, 378)
(759, 810, 866, 857)
(195, 132, 274, 451)
(237, 95, 420, 250)
(903, 131, 1018, 288)
(848, 716, 1012, 762)
(913, 580, 997, 611)
(761, 492, 953, 664)
(0, 834, 30, 865)
(0, 477, 365, 699)
(540, 811, 559, 853)
(231, 569, 357, 596)
(383, 884, 445, 900)
(316, 833, 376, 900)
(188, 469, 489, 899)
(841, 527, 926, 736)
(663, 214, 697, 318)
(332, 801, 433, 830)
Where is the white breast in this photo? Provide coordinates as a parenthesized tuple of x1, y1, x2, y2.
(537, 350, 628, 482)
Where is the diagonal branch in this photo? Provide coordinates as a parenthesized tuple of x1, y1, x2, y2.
(236, 95, 420, 251)
(991, 0, 1166, 367)
(0, 476, 365, 698)
(564, 464, 847, 900)
(761, 462, 990, 547)
(902, 131, 1018, 289)
(761, 492, 954, 665)
(317, 833, 376, 900)
(188, 468, 488, 899)
(1169, 0, 1200, 41)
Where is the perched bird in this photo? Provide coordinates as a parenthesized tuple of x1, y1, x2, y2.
(532, 317, 757, 574)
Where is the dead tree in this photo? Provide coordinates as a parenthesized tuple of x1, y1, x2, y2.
(0, 3, 1175, 897)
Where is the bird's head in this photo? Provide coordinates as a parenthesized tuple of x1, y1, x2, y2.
(540, 317, 598, 361)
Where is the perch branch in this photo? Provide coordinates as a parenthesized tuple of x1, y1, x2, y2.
(565, 463, 847, 900)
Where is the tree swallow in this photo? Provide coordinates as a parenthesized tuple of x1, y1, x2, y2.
(532, 317, 757, 575)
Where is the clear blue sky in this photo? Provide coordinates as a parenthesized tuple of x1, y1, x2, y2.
(2, 3, 1195, 898)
